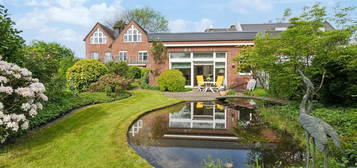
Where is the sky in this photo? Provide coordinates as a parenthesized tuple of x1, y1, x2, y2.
(1, 0, 356, 58)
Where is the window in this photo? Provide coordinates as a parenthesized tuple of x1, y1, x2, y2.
(216, 52, 226, 58)
(90, 29, 107, 44)
(119, 51, 128, 61)
(104, 52, 112, 63)
(215, 62, 225, 79)
(170, 52, 191, 59)
(172, 63, 191, 85)
(193, 52, 213, 58)
(124, 25, 142, 42)
(238, 57, 252, 75)
(91, 52, 99, 60)
(138, 51, 148, 62)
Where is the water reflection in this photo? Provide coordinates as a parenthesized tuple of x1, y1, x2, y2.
(128, 100, 303, 168)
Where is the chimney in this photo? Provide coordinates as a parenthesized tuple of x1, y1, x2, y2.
(235, 22, 243, 31)
(113, 25, 120, 36)
(113, 20, 126, 37)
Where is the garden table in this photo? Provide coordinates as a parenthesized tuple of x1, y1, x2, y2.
(203, 81, 216, 93)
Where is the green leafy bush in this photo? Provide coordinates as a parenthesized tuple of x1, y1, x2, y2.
(128, 66, 142, 79)
(106, 61, 129, 77)
(157, 69, 186, 92)
(227, 90, 237, 95)
(88, 74, 131, 97)
(140, 69, 149, 86)
(66, 59, 107, 92)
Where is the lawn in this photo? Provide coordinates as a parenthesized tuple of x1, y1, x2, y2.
(0, 90, 181, 168)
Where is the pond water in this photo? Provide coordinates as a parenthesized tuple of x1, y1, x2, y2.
(128, 99, 304, 168)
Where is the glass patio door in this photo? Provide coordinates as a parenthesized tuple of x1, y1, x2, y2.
(194, 62, 214, 86)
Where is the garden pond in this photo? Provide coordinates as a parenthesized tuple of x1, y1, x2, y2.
(128, 98, 304, 168)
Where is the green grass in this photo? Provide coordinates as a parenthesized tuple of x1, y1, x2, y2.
(29, 92, 130, 129)
(0, 90, 181, 168)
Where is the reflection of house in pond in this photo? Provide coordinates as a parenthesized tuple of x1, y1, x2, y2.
(128, 120, 143, 137)
(128, 102, 256, 142)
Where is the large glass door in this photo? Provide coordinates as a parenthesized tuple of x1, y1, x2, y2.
(194, 62, 213, 86)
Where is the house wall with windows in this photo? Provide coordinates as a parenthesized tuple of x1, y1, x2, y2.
(110, 21, 152, 66)
(84, 23, 115, 63)
(84, 21, 281, 90)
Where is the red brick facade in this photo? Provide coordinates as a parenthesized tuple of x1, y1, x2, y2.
(84, 21, 253, 90)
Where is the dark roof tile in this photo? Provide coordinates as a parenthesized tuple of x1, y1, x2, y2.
(148, 31, 258, 42)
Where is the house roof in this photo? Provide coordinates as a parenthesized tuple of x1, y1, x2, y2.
(83, 22, 116, 41)
(205, 21, 335, 32)
(241, 23, 291, 31)
(98, 23, 116, 39)
(148, 31, 258, 42)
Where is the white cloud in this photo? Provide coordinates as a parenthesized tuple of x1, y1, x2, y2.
(13, 0, 124, 58)
(169, 19, 214, 32)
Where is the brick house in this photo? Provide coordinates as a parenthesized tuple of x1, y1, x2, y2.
(84, 21, 333, 89)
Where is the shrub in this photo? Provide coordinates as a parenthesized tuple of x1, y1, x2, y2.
(227, 90, 237, 95)
(245, 88, 270, 97)
(128, 66, 141, 79)
(140, 69, 149, 86)
(66, 59, 107, 92)
(88, 74, 131, 97)
(106, 61, 129, 77)
(157, 69, 186, 92)
(141, 83, 160, 90)
(0, 58, 47, 143)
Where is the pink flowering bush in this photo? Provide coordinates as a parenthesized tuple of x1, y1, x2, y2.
(0, 57, 47, 143)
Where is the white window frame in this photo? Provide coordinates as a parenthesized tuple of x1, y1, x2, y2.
(239, 71, 253, 76)
(119, 51, 128, 61)
(91, 52, 99, 60)
(138, 51, 148, 61)
(169, 52, 228, 88)
(123, 25, 142, 42)
(90, 29, 107, 44)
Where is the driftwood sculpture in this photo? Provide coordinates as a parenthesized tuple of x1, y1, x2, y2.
(298, 70, 341, 168)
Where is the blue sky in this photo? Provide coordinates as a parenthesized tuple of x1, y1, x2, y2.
(1, 0, 356, 58)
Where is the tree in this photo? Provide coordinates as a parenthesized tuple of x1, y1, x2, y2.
(151, 40, 167, 64)
(235, 3, 356, 101)
(0, 58, 47, 143)
(109, 7, 169, 33)
(0, 5, 25, 64)
(23, 41, 78, 100)
(23, 41, 77, 84)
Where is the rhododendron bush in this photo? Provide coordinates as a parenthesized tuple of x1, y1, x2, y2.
(0, 57, 47, 143)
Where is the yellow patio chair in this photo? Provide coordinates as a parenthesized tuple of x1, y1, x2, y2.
(196, 102, 204, 109)
(196, 75, 204, 92)
(216, 104, 225, 110)
(215, 76, 224, 91)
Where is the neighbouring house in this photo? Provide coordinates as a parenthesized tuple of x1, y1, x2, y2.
(84, 20, 334, 89)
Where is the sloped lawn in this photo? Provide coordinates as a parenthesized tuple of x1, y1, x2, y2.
(0, 90, 181, 168)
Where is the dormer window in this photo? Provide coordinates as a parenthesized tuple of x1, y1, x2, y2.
(124, 25, 142, 42)
(90, 29, 106, 44)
